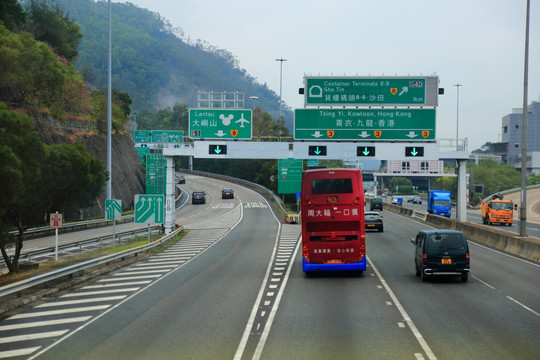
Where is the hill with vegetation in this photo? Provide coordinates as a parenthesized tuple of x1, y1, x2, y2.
(56, 0, 293, 128)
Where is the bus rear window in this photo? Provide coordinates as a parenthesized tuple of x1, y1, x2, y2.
(311, 178, 353, 194)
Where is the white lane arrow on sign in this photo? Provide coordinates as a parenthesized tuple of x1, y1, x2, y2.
(405, 131, 418, 138)
(358, 131, 371, 138)
(311, 131, 324, 138)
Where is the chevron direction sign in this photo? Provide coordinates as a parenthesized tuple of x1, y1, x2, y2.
(135, 194, 164, 224)
(105, 199, 122, 221)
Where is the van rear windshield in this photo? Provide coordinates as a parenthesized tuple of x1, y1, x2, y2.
(311, 178, 353, 194)
(427, 234, 466, 250)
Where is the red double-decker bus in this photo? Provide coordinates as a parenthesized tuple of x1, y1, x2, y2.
(301, 168, 366, 273)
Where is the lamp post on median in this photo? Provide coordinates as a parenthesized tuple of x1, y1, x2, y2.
(276, 58, 287, 117)
(454, 83, 463, 151)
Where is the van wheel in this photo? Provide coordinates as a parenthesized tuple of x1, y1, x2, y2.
(420, 270, 429, 282)
(415, 265, 420, 277)
(461, 274, 468, 282)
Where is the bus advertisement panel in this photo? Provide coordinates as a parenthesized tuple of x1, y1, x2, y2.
(301, 168, 366, 273)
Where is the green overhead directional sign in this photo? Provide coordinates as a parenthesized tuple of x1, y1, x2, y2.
(278, 159, 303, 194)
(294, 108, 435, 141)
(151, 130, 183, 143)
(304, 76, 439, 106)
(146, 153, 166, 194)
(189, 109, 252, 139)
(134, 130, 183, 143)
(105, 199, 122, 221)
(134, 130, 152, 143)
(135, 194, 164, 223)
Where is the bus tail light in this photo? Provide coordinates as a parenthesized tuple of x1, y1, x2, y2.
(353, 195, 361, 204)
(302, 244, 310, 262)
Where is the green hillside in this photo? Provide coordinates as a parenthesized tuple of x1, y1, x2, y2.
(56, 0, 293, 127)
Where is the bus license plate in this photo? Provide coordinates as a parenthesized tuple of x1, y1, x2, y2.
(326, 259, 343, 264)
(441, 258, 452, 264)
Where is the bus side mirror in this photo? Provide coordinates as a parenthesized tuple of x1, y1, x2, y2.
(514, 204, 518, 210)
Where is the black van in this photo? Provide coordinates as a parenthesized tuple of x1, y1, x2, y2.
(411, 230, 470, 282)
(370, 197, 383, 211)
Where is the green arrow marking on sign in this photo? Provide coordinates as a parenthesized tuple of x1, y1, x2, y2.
(362, 147, 370, 156)
(314, 147, 322, 155)
(410, 147, 419, 156)
(214, 145, 222, 154)
(135, 195, 164, 224)
(105, 199, 122, 221)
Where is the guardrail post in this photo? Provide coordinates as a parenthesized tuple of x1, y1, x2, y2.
(99, 237, 102, 248)
(78, 243, 82, 252)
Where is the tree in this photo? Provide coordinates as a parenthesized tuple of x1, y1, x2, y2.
(0, 104, 107, 273)
(40, 142, 107, 217)
(468, 159, 521, 202)
(0, 0, 27, 31)
(24, 0, 82, 61)
(0, 103, 46, 273)
(388, 177, 413, 195)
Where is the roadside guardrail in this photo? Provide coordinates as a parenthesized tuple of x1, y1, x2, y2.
(21, 225, 161, 262)
(0, 225, 183, 300)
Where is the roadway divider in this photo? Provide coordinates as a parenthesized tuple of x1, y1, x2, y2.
(384, 202, 540, 263)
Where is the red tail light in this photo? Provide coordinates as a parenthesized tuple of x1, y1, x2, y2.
(423, 253, 428, 264)
(359, 243, 366, 257)
(302, 244, 310, 262)
(466, 253, 470, 264)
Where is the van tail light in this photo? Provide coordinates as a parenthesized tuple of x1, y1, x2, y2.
(302, 244, 310, 262)
(466, 253, 470, 264)
(423, 253, 428, 264)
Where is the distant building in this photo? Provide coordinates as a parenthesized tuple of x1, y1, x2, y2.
(491, 101, 540, 175)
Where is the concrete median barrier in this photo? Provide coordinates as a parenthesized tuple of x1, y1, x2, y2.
(384, 202, 540, 263)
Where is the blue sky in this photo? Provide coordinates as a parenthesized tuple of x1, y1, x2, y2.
(116, 0, 539, 151)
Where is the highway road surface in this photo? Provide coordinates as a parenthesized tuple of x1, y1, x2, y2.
(0, 174, 538, 360)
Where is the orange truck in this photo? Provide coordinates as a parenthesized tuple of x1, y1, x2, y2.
(481, 194, 516, 226)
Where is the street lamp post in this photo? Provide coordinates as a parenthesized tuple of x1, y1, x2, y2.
(250, 95, 259, 109)
(454, 83, 462, 151)
(275, 58, 287, 117)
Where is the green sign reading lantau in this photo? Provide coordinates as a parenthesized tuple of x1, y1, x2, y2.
(304, 76, 439, 106)
(189, 109, 252, 139)
(294, 108, 436, 141)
